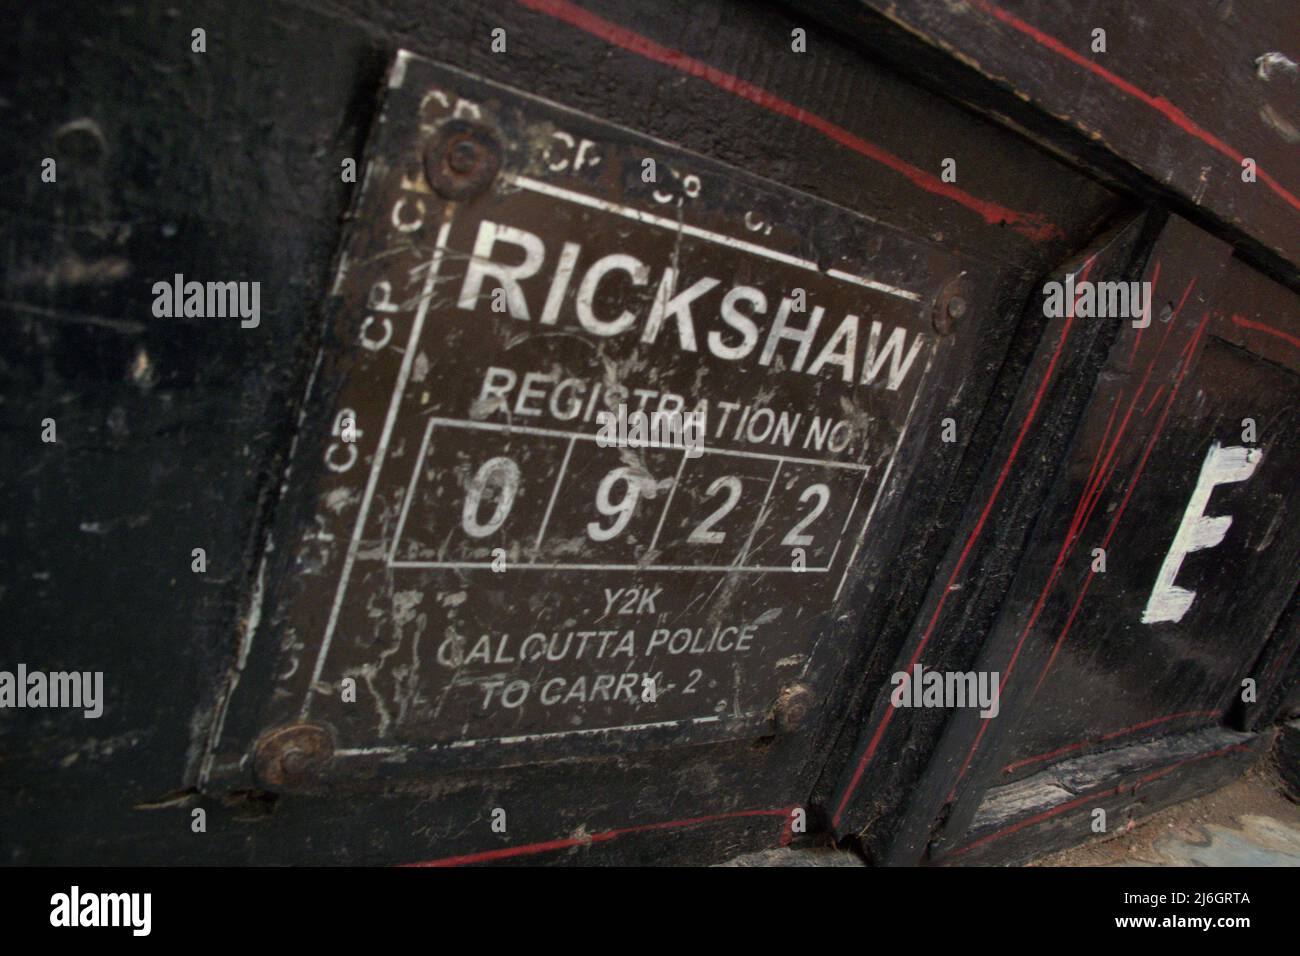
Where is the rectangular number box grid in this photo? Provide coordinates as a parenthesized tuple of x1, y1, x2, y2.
(386, 417, 871, 573)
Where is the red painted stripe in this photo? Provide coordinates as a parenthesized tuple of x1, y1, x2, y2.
(943, 405, 1117, 803)
(518, 0, 1063, 241)
(953, 785, 1116, 858)
(1053, 277, 1195, 574)
(1026, 277, 1195, 661)
(1073, 274, 1193, 523)
(401, 807, 794, 867)
(1033, 310, 1213, 690)
(1142, 384, 1164, 416)
(950, 742, 1250, 858)
(1128, 261, 1160, 369)
(997, 392, 1114, 665)
(1052, 396, 1119, 567)
(831, 258, 1095, 825)
(1086, 400, 1122, 498)
(947, 276, 1198, 794)
(1076, 395, 1140, 531)
(1075, 380, 1152, 531)
(1169, 279, 1200, 338)
(1231, 314, 1300, 350)
(1001, 709, 1220, 775)
(991, 391, 1116, 705)
(971, 1, 1300, 215)
(1133, 743, 1251, 789)
(1075, 399, 1127, 530)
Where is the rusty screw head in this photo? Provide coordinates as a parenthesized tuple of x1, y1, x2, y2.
(447, 140, 479, 175)
(425, 119, 503, 201)
(770, 683, 814, 733)
(933, 277, 969, 336)
(253, 723, 333, 788)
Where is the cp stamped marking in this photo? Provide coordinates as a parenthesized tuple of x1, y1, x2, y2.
(238, 53, 969, 772)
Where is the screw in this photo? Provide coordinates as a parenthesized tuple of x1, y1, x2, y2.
(932, 278, 968, 336)
(447, 140, 479, 175)
(770, 683, 814, 733)
(253, 723, 333, 788)
(425, 119, 503, 201)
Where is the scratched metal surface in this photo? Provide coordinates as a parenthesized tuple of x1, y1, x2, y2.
(7, 0, 1110, 864)
(202, 53, 995, 786)
(6, 0, 1295, 867)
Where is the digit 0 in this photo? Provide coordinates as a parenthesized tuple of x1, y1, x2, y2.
(462, 457, 520, 538)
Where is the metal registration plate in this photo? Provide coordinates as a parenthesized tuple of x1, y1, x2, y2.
(207, 52, 981, 784)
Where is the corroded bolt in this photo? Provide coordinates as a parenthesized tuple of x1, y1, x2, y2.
(770, 683, 814, 733)
(447, 139, 480, 175)
(253, 723, 333, 788)
(932, 278, 969, 336)
(425, 119, 504, 201)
